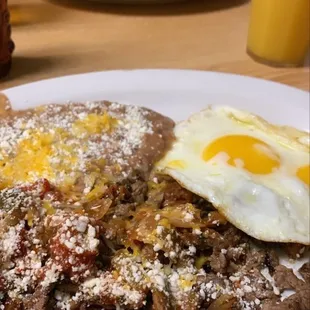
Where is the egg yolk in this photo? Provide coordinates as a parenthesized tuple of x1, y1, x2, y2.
(202, 135, 280, 175)
(297, 165, 310, 186)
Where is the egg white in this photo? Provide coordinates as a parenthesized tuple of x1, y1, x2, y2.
(157, 106, 310, 245)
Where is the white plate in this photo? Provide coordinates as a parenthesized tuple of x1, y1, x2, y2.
(2, 69, 309, 131)
(2, 69, 310, 293)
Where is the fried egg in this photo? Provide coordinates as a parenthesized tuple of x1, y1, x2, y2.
(156, 106, 310, 245)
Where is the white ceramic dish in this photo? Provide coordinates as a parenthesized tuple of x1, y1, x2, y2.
(2, 69, 309, 132)
(1, 69, 310, 294)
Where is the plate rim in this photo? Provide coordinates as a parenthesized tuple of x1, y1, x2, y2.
(2, 69, 309, 132)
(2, 69, 309, 96)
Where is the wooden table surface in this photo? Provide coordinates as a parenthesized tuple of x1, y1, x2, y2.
(1, 0, 309, 91)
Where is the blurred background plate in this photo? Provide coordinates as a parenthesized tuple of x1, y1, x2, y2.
(89, 0, 185, 3)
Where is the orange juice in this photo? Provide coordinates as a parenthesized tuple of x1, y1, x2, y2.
(247, 0, 310, 67)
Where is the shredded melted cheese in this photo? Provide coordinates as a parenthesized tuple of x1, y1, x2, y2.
(0, 102, 155, 198)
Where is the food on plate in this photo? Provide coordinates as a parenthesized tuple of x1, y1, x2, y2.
(156, 106, 310, 245)
(0, 176, 309, 310)
(0, 100, 174, 195)
(0, 100, 309, 310)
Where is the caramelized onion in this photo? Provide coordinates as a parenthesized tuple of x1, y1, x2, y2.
(160, 203, 202, 228)
(207, 294, 237, 310)
(84, 198, 112, 220)
(203, 211, 227, 228)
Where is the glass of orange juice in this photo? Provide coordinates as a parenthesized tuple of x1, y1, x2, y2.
(247, 0, 309, 67)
